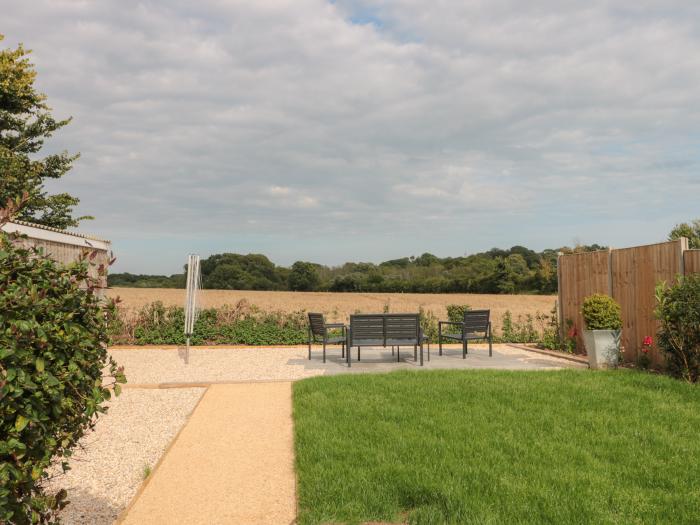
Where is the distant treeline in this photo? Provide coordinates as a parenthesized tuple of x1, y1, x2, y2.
(108, 244, 605, 294)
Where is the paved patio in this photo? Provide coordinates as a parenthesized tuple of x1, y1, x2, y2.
(112, 344, 585, 387)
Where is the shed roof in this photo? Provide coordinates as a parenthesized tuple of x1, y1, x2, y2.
(1, 220, 111, 251)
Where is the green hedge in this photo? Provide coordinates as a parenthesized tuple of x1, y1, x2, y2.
(110, 301, 561, 347)
(110, 302, 308, 346)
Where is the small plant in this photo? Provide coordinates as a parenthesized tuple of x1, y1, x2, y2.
(563, 320, 578, 353)
(446, 304, 471, 324)
(655, 276, 700, 382)
(581, 294, 622, 330)
(497, 311, 539, 343)
(418, 307, 439, 343)
(142, 464, 152, 480)
(638, 336, 653, 369)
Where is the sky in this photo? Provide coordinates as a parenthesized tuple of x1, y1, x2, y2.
(3, 0, 700, 274)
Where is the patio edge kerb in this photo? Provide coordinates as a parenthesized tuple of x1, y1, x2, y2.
(506, 343, 589, 365)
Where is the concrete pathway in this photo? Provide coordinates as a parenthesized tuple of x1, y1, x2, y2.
(118, 383, 296, 525)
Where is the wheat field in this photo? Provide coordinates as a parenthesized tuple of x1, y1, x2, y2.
(108, 288, 557, 333)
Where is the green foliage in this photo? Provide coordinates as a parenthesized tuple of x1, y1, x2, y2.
(110, 301, 308, 346)
(0, 35, 88, 229)
(288, 261, 320, 292)
(107, 272, 185, 288)
(201, 253, 286, 290)
(294, 369, 700, 524)
(110, 244, 609, 294)
(0, 230, 125, 523)
(668, 219, 700, 249)
(655, 276, 700, 382)
(581, 294, 622, 331)
(418, 307, 438, 343)
(497, 311, 539, 343)
(445, 304, 471, 323)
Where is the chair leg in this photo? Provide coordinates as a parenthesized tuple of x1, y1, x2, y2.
(420, 342, 424, 366)
(323, 340, 326, 363)
(463, 339, 467, 359)
(308, 330, 312, 360)
(358, 346, 361, 361)
(397, 346, 400, 362)
(438, 325, 443, 356)
(341, 342, 345, 359)
(489, 336, 492, 357)
(414, 345, 417, 361)
(428, 342, 430, 362)
(392, 346, 395, 355)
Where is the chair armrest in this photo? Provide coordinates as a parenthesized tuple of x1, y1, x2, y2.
(439, 321, 464, 327)
(324, 323, 346, 329)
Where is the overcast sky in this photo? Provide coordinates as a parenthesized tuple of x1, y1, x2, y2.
(4, 1, 700, 274)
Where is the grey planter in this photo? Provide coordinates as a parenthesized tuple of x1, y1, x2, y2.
(583, 329, 621, 369)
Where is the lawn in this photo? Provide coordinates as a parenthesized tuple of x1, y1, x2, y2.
(293, 369, 700, 524)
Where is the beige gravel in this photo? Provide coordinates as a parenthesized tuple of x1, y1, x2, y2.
(45, 388, 205, 525)
(111, 344, 581, 386)
(110, 346, 325, 385)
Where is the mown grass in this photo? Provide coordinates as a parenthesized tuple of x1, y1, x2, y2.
(293, 369, 700, 524)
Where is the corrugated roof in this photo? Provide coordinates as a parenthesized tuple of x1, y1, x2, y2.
(10, 220, 111, 244)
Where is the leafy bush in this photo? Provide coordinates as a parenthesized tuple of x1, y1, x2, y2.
(446, 304, 471, 323)
(655, 276, 700, 382)
(581, 294, 622, 331)
(0, 231, 125, 523)
(497, 311, 539, 343)
(418, 307, 439, 343)
(110, 301, 309, 346)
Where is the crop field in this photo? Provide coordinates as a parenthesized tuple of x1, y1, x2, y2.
(107, 288, 557, 334)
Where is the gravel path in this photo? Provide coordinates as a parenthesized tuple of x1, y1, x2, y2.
(45, 388, 204, 525)
(111, 344, 582, 385)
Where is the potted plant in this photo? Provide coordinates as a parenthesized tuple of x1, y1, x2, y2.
(581, 293, 622, 369)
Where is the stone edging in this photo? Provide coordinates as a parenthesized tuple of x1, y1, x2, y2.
(506, 343, 589, 365)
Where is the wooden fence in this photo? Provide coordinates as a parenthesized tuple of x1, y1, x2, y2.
(557, 238, 697, 366)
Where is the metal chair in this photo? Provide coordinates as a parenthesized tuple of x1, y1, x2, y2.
(308, 313, 346, 363)
(438, 309, 492, 358)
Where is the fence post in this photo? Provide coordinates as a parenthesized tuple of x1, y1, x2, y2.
(607, 247, 613, 296)
(557, 252, 564, 344)
(679, 237, 689, 276)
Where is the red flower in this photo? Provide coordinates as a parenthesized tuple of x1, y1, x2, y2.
(568, 326, 578, 339)
(642, 336, 653, 347)
(641, 346, 649, 353)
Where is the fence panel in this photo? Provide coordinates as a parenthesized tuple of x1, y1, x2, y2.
(558, 249, 611, 353)
(685, 250, 700, 274)
(610, 240, 684, 365)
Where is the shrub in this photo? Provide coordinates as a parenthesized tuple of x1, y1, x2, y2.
(446, 304, 471, 323)
(110, 301, 309, 346)
(581, 294, 622, 330)
(0, 231, 125, 523)
(655, 276, 700, 382)
(418, 307, 438, 343)
(497, 311, 538, 343)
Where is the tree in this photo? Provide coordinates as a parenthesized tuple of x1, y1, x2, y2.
(288, 261, 320, 291)
(0, 35, 89, 229)
(669, 219, 700, 249)
(496, 254, 530, 293)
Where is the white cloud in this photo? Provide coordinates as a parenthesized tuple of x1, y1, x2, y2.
(2, 0, 699, 271)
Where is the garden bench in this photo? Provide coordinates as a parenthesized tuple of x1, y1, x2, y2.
(346, 313, 426, 367)
(438, 309, 493, 358)
(308, 313, 346, 363)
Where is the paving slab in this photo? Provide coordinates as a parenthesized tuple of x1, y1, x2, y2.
(118, 382, 295, 525)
